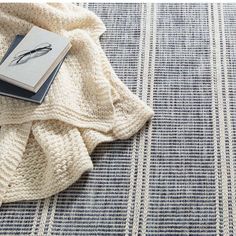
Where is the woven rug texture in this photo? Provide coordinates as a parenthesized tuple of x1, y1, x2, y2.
(1, 3, 236, 235)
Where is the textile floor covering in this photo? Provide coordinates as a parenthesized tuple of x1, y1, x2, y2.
(1, 3, 236, 235)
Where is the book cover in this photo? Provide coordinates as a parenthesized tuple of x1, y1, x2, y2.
(0, 35, 65, 104)
(0, 26, 71, 92)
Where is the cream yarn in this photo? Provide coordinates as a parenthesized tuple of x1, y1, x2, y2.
(0, 3, 153, 205)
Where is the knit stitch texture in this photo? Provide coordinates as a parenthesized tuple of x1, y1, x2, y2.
(0, 3, 153, 205)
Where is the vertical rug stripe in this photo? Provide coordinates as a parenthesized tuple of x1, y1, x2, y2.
(125, 3, 146, 236)
(132, 3, 152, 235)
(141, 3, 156, 235)
(213, 3, 229, 234)
(208, 3, 220, 235)
(38, 198, 51, 235)
(30, 200, 41, 236)
(209, 3, 233, 235)
(220, 3, 236, 234)
(47, 194, 58, 235)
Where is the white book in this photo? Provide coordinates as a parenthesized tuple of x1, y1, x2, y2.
(0, 26, 71, 93)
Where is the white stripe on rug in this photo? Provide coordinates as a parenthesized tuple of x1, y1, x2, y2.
(208, 3, 220, 235)
(141, 3, 156, 235)
(132, 3, 152, 235)
(47, 194, 58, 235)
(220, 3, 236, 233)
(30, 200, 42, 236)
(38, 198, 51, 236)
(212, 3, 230, 235)
(125, 3, 146, 235)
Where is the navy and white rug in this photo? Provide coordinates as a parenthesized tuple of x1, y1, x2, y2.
(1, 3, 236, 235)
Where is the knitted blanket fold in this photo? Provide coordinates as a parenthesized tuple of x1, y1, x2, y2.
(0, 3, 153, 205)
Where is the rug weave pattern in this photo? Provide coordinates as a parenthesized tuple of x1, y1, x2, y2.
(0, 3, 236, 235)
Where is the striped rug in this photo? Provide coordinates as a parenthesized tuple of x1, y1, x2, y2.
(1, 3, 236, 235)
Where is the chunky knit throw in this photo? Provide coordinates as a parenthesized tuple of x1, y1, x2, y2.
(0, 3, 153, 206)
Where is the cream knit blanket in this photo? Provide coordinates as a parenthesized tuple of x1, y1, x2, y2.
(0, 3, 153, 206)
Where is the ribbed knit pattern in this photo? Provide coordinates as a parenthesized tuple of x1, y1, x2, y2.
(0, 3, 153, 205)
